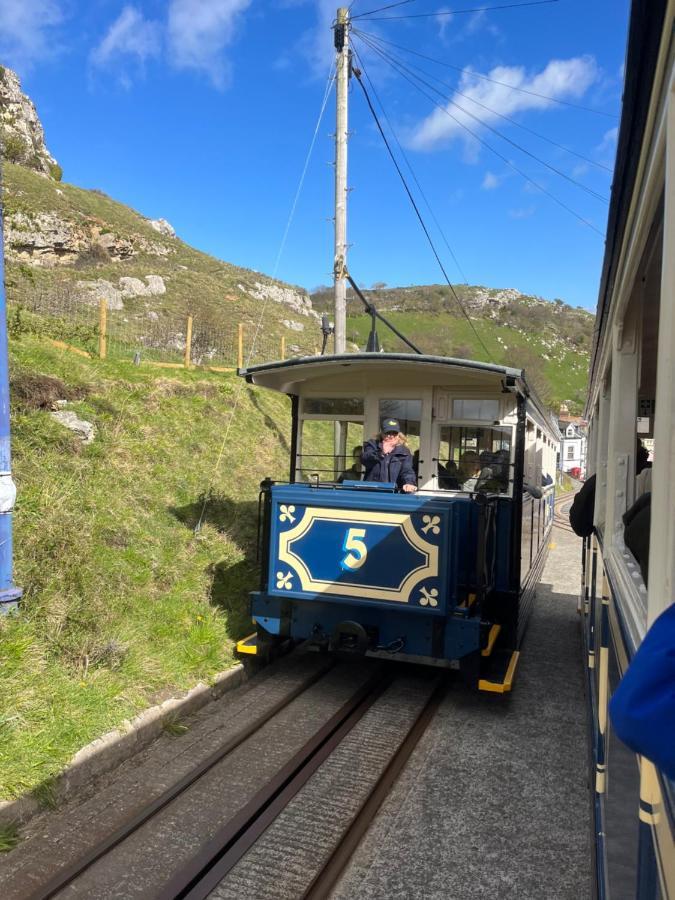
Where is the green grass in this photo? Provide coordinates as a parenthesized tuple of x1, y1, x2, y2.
(0, 823, 20, 852)
(345, 311, 589, 412)
(0, 334, 291, 801)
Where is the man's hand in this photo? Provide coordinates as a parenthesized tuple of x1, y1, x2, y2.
(402, 483, 417, 493)
(381, 435, 398, 455)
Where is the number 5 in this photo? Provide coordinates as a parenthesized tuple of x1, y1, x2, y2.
(341, 527, 368, 571)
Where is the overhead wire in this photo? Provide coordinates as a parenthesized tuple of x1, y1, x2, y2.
(355, 0, 559, 20)
(351, 47, 496, 362)
(194, 63, 335, 533)
(355, 45, 469, 283)
(355, 31, 608, 202)
(352, 31, 618, 119)
(354, 28, 613, 172)
(351, 0, 416, 18)
(355, 32, 605, 235)
(272, 65, 336, 277)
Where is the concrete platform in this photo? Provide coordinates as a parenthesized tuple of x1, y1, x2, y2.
(332, 523, 591, 900)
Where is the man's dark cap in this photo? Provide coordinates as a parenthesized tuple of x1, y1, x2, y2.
(381, 418, 400, 433)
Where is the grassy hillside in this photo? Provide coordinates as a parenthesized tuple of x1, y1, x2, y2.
(0, 333, 291, 803)
(313, 284, 593, 412)
(3, 162, 319, 361)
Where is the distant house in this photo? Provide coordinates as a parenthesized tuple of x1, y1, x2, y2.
(557, 404, 587, 477)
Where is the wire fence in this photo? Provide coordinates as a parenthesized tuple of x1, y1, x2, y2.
(9, 288, 320, 370)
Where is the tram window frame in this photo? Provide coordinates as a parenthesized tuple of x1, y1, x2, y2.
(433, 421, 515, 496)
(296, 395, 365, 483)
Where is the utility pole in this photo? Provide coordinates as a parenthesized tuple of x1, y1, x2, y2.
(333, 6, 350, 355)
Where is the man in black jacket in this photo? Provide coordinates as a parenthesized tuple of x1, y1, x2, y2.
(361, 418, 417, 492)
(569, 473, 596, 537)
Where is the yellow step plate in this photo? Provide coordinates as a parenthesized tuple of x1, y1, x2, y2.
(478, 650, 520, 694)
(236, 633, 259, 655)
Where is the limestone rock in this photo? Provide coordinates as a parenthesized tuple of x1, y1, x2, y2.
(282, 319, 305, 332)
(94, 230, 134, 260)
(50, 410, 96, 444)
(0, 66, 59, 177)
(76, 279, 124, 310)
(241, 282, 319, 321)
(119, 275, 166, 298)
(145, 274, 166, 295)
(6, 211, 85, 263)
(148, 218, 176, 238)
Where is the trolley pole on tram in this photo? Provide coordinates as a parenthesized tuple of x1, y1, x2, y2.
(333, 6, 350, 355)
(0, 157, 22, 614)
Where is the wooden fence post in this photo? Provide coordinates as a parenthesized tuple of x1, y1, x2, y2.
(185, 315, 193, 369)
(281, 336, 286, 360)
(98, 298, 107, 360)
(238, 323, 244, 369)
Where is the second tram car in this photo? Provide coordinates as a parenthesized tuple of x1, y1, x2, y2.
(237, 353, 559, 691)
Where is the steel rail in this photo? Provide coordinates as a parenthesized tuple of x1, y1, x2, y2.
(166, 670, 391, 899)
(303, 674, 447, 899)
(553, 491, 576, 533)
(31, 658, 336, 900)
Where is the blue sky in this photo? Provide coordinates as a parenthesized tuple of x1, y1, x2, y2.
(1, 0, 630, 309)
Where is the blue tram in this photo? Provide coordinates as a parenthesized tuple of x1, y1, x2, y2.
(237, 353, 559, 691)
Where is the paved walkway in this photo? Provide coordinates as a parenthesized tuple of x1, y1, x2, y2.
(333, 523, 591, 900)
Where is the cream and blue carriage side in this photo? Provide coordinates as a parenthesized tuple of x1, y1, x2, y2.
(238, 353, 559, 691)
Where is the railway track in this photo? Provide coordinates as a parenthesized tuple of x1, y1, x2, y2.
(553, 490, 576, 533)
(22, 657, 444, 900)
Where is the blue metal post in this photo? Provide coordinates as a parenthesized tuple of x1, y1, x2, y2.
(0, 158, 22, 613)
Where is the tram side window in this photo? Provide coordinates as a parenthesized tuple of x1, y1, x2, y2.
(297, 398, 364, 482)
(437, 425, 512, 494)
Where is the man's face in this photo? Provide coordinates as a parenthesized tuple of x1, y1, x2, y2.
(382, 432, 398, 450)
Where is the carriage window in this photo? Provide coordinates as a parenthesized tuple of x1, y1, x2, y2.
(303, 398, 364, 416)
(297, 419, 364, 482)
(437, 425, 512, 493)
(452, 399, 500, 421)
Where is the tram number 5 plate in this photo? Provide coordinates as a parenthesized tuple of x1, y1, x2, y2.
(341, 527, 368, 571)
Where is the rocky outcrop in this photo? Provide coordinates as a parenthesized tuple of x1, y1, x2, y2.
(75, 275, 167, 309)
(241, 282, 319, 321)
(148, 218, 176, 238)
(6, 212, 83, 262)
(76, 279, 124, 311)
(119, 275, 166, 298)
(0, 66, 59, 177)
(282, 319, 305, 332)
(4, 210, 175, 266)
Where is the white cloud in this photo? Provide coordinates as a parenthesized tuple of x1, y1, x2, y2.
(90, 6, 161, 71)
(436, 8, 454, 42)
(167, 0, 252, 88)
(0, 0, 63, 71)
(409, 56, 599, 152)
(296, 0, 337, 78)
(597, 126, 618, 154)
(465, 9, 500, 38)
(481, 171, 500, 190)
(509, 206, 536, 220)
